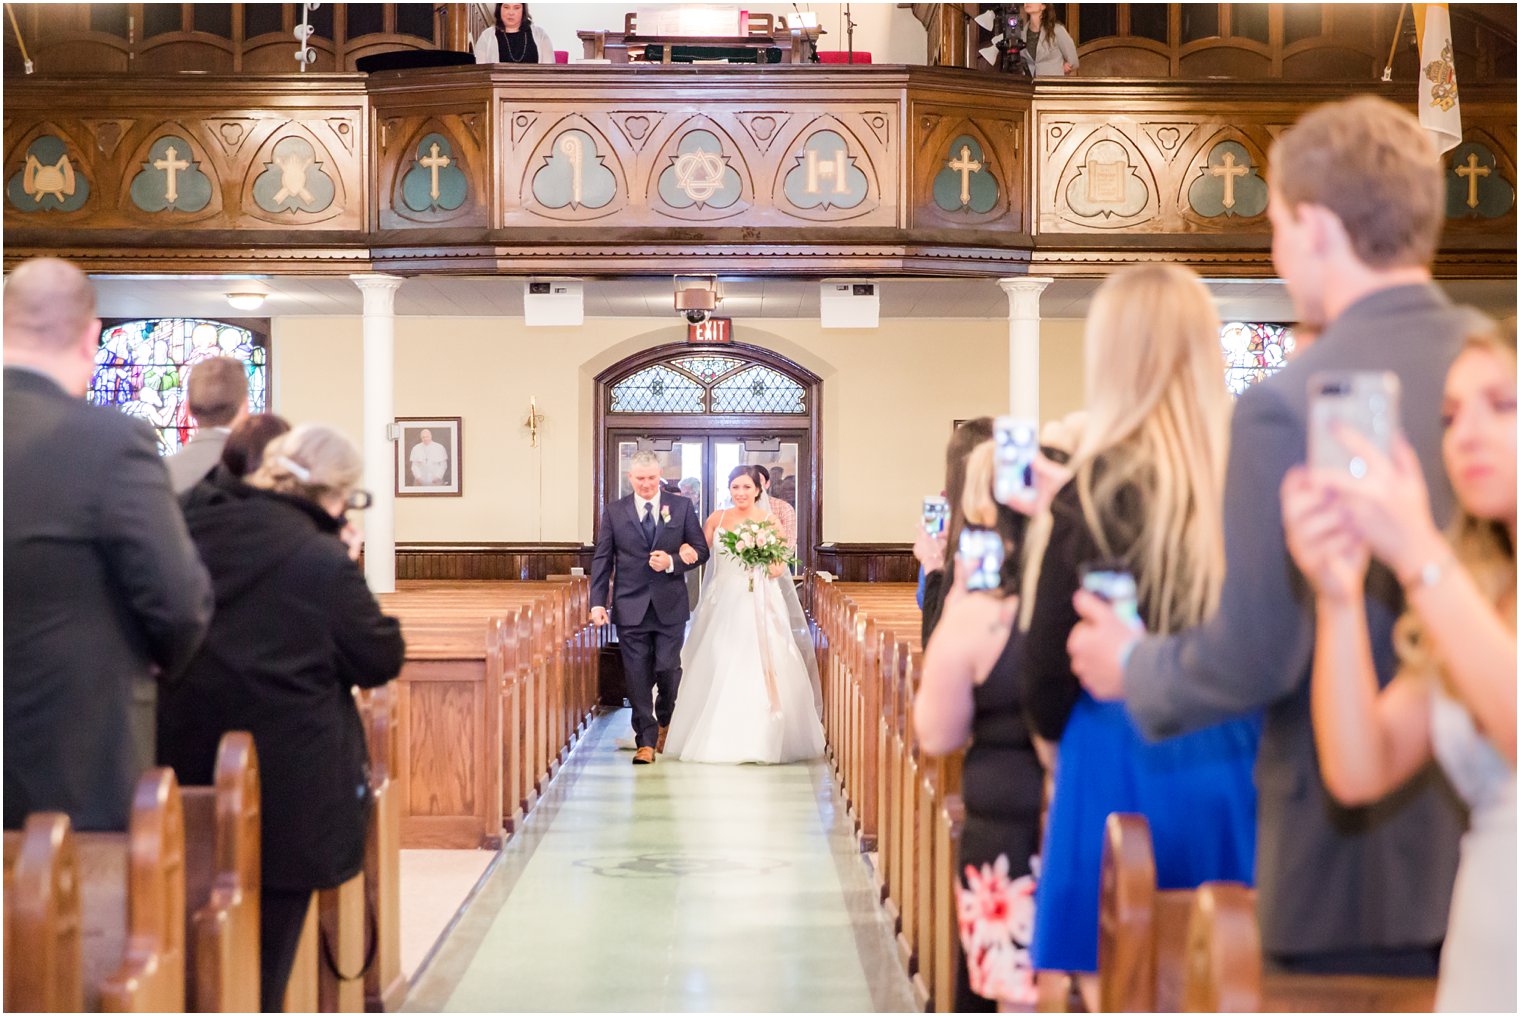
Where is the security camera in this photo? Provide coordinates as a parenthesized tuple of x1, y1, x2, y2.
(675, 286, 717, 323)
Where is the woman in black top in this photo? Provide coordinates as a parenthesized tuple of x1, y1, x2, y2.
(472, 3, 555, 64)
(914, 440, 1041, 1010)
(159, 424, 405, 1011)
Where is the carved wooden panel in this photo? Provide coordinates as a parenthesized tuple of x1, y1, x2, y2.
(910, 101, 1026, 232)
(3, 83, 368, 235)
(497, 100, 900, 228)
(376, 111, 491, 230)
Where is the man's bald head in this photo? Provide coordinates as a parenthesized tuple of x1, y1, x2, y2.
(5, 258, 98, 352)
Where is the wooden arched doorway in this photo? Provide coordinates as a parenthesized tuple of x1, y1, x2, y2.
(593, 342, 822, 571)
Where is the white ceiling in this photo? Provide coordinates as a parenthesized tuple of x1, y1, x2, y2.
(88, 273, 1515, 324)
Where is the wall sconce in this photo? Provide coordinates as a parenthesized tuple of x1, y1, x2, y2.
(225, 292, 267, 311)
(524, 396, 545, 447)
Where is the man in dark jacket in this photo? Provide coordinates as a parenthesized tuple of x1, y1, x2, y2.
(4, 257, 213, 831)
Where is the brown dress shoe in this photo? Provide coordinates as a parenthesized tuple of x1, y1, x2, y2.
(633, 746, 656, 765)
(656, 726, 669, 754)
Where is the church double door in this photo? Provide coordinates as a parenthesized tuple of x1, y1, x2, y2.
(607, 430, 809, 565)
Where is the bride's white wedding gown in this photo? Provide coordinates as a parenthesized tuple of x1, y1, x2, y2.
(664, 517, 825, 765)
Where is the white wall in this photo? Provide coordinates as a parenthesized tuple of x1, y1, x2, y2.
(526, 1, 928, 64)
(271, 313, 1085, 545)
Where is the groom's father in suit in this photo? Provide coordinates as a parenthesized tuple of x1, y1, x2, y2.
(591, 452, 709, 764)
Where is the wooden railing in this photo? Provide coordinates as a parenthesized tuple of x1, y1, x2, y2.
(3, 69, 1513, 278)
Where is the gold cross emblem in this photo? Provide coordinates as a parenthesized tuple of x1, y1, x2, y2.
(418, 142, 451, 201)
(153, 145, 190, 204)
(1209, 150, 1249, 209)
(947, 144, 983, 206)
(1455, 152, 1490, 209)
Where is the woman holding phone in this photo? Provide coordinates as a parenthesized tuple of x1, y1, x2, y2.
(1019, 264, 1259, 993)
(914, 424, 1077, 1011)
(1282, 326, 1515, 1012)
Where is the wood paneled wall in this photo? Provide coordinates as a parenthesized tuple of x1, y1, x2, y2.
(814, 543, 919, 583)
(393, 543, 595, 581)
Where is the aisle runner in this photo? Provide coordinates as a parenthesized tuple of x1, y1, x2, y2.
(405, 709, 915, 1013)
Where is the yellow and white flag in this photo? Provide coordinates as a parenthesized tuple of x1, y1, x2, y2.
(1414, 3, 1462, 154)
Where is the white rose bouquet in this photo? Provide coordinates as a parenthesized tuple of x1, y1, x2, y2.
(719, 519, 794, 590)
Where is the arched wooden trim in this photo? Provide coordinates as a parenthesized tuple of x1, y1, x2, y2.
(592, 340, 823, 571)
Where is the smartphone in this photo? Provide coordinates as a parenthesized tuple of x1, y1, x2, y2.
(993, 416, 1039, 503)
(1078, 562, 1141, 627)
(923, 496, 950, 538)
(958, 527, 1005, 593)
(1308, 371, 1401, 478)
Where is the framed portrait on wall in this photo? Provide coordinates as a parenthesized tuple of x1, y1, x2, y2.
(396, 417, 462, 497)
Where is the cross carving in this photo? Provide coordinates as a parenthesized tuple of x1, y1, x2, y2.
(419, 142, 451, 201)
(153, 145, 190, 204)
(1209, 150, 1249, 209)
(1456, 152, 1491, 209)
(948, 144, 982, 205)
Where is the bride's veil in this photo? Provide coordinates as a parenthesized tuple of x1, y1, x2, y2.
(779, 572, 824, 718)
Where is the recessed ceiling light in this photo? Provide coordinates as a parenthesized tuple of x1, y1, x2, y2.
(225, 292, 267, 311)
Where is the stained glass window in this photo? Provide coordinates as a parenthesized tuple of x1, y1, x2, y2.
(608, 365, 705, 413)
(670, 355, 743, 383)
(1221, 322, 1295, 396)
(91, 318, 268, 455)
(710, 366, 806, 414)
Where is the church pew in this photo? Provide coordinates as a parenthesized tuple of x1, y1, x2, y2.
(378, 578, 599, 849)
(318, 872, 366, 1012)
(282, 900, 319, 1013)
(1182, 882, 1438, 1012)
(73, 767, 187, 1011)
(812, 576, 968, 1011)
(358, 685, 405, 1012)
(4, 812, 82, 1012)
(180, 731, 260, 1013)
(1098, 813, 1439, 1013)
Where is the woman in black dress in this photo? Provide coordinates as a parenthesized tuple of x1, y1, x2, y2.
(914, 439, 1052, 1009)
(159, 424, 405, 1011)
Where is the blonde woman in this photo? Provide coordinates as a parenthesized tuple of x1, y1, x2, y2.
(159, 424, 404, 1009)
(1021, 264, 1259, 980)
(1282, 327, 1516, 1011)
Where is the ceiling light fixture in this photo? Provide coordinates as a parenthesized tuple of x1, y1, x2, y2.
(225, 292, 267, 311)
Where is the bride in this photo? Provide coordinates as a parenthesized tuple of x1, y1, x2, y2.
(664, 465, 826, 764)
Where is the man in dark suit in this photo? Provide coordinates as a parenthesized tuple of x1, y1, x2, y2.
(590, 452, 709, 764)
(1068, 96, 1479, 975)
(4, 257, 214, 831)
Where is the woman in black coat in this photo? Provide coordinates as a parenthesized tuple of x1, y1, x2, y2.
(158, 424, 405, 1011)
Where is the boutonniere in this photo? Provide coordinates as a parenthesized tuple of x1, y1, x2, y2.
(660, 505, 672, 524)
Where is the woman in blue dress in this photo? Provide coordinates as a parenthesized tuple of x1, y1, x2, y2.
(1019, 264, 1259, 988)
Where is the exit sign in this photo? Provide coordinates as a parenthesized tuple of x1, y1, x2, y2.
(687, 317, 732, 343)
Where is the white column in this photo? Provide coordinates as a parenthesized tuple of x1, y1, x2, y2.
(351, 273, 404, 593)
(998, 276, 1053, 420)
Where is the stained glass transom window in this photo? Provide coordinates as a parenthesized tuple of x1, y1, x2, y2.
(608, 355, 810, 415)
(91, 318, 268, 455)
(670, 355, 743, 383)
(1221, 322, 1295, 396)
(608, 365, 705, 413)
(710, 366, 807, 414)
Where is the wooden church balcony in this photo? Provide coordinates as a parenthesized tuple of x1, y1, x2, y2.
(3, 65, 1514, 278)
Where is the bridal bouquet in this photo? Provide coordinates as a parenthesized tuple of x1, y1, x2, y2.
(719, 519, 793, 590)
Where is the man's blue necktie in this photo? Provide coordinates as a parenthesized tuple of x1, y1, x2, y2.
(642, 502, 656, 547)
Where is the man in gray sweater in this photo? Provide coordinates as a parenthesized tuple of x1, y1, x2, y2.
(165, 355, 249, 493)
(1069, 96, 1482, 976)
